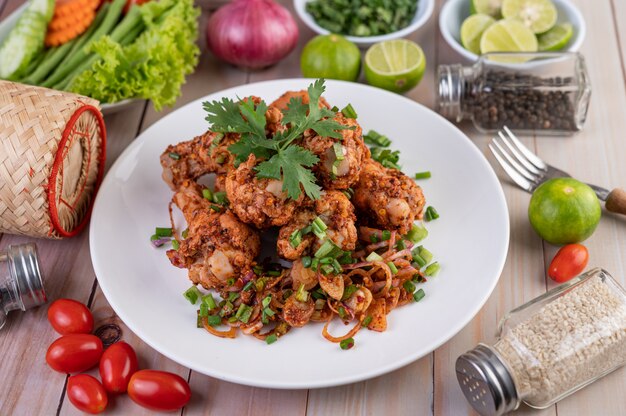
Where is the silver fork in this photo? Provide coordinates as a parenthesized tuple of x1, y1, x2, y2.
(489, 126, 626, 216)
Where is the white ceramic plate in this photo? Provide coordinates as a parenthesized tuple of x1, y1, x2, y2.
(90, 79, 509, 389)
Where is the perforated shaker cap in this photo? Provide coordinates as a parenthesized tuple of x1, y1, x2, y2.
(456, 344, 520, 416)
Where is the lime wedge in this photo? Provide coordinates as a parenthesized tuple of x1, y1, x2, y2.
(364, 39, 426, 94)
(480, 19, 538, 55)
(538, 23, 573, 51)
(461, 14, 496, 54)
(501, 0, 558, 34)
(470, 0, 503, 18)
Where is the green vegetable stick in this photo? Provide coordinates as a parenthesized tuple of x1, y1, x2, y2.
(42, 0, 127, 88)
(19, 48, 51, 81)
(64, 3, 111, 62)
(24, 38, 76, 85)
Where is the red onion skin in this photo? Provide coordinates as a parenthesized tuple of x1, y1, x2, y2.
(206, 0, 299, 70)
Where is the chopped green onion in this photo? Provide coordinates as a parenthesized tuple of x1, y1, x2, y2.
(362, 315, 373, 327)
(263, 307, 275, 317)
(202, 294, 217, 310)
(253, 265, 264, 275)
(300, 225, 312, 235)
(226, 278, 235, 286)
(199, 302, 209, 317)
(202, 188, 213, 200)
(313, 217, 328, 231)
(387, 261, 398, 274)
(337, 251, 354, 265)
(243, 281, 254, 291)
(311, 257, 320, 270)
(418, 246, 434, 264)
(213, 191, 228, 205)
(168, 152, 180, 160)
(183, 286, 201, 304)
(331, 105, 339, 112)
(333, 142, 345, 161)
(197, 313, 203, 328)
(364, 130, 391, 147)
(424, 262, 440, 276)
(412, 252, 427, 268)
(396, 240, 406, 250)
(315, 240, 336, 258)
(406, 224, 428, 243)
(319, 257, 334, 264)
(262, 295, 272, 308)
(171, 240, 180, 250)
(219, 301, 234, 317)
(182, 228, 189, 239)
(312, 288, 326, 300)
(210, 204, 222, 212)
(266, 334, 278, 345)
(302, 256, 312, 268)
(215, 154, 226, 164)
(413, 289, 425, 302)
(312, 222, 326, 239)
(155, 227, 173, 238)
(332, 259, 342, 274)
(338, 306, 347, 319)
(228, 292, 240, 302)
(341, 103, 357, 119)
(414, 171, 431, 180)
(228, 316, 238, 323)
(150, 234, 159, 242)
(289, 229, 302, 248)
(381, 230, 391, 241)
(295, 283, 309, 302)
(425, 206, 439, 222)
(207, 315, 222, 326)
(340, 337, 355, 350)
(366, 252, 383, 262)
(235, 304, 253, 323)
(320, 264, 335, 275)
(370, 234, 379, 243)
(403, 280, 416, 293)
(342, 284, 358, 300)
(267, 270, 282, 277)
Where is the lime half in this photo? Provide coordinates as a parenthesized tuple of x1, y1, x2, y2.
(538, 23, 573, 51)
(470, 0, 503, 18)
(501, 0, 557, 33)
(461, 14, 496, 54)
(364, 39, 426, 94)
(480, 19, 538, 55)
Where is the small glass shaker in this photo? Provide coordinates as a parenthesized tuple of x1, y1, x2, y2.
(437, 52, 591, 135)
(456, 268, 626, 415)
(0, 243, 47, 329)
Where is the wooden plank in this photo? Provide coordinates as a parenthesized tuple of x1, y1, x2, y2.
(0, 102, 146, 415)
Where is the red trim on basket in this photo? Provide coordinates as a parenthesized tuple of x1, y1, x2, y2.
(47, 104, 107, 238)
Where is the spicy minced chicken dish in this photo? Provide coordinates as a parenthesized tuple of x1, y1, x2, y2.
(155, 80, 439, 348)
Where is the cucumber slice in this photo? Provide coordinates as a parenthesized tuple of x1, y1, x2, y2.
(0, 10, 47, 79)
(27, 0, 55, 22)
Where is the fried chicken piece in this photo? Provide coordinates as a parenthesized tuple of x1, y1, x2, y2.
(277, 190, 357, 260)
(352, 159, 425, 234)
(225, 154, 304, 228)
(166, 180, 260, 290)
(282, 294, 315, 327)
(300, 112, 369, 190)
(160, 131, 239, 190)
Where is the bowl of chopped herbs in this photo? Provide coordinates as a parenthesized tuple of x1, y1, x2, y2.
(294, 0, 434, 47)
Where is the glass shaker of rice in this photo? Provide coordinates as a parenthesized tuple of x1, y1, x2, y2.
(456, 268, 626, 415)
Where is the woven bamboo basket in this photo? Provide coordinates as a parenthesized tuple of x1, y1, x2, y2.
(0, 81, 106, 239)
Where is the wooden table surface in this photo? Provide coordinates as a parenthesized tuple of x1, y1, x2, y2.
(2, 0, 626, 415)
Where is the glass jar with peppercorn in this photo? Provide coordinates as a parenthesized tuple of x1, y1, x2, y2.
(437, 52, 591, 135)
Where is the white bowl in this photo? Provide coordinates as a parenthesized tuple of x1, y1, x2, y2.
(439, 0, 586, 62)
(294, 0, 435, 48)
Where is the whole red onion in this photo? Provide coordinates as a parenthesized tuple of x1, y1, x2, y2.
(206, 0, 299, 70)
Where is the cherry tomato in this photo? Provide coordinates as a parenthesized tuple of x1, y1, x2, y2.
(46, 334, 103, 373)
(128, 370, 191, 411)
(549, 243, 589, 283)
(47, 299, 94, 335)
(67, 374, 108, 414)
(99, 341, 138, 393)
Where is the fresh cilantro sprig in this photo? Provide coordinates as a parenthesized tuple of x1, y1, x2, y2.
(202, 79, 352, 200)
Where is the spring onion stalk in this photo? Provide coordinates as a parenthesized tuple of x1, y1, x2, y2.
(362, 316, 373, 327)
(381, 230, 391, 241)
(213, 191, 228, 205)
(341, 284, 358, 300)
(266, 334, 278, 344)
(341, 103, 357, 119)
(295, 284, 309, 302)
(418, 246, 434, 264)
(403, 280, 416, 293)
(406, 224, 428, 243)
(199, 302, 209, 317)
(340, 337, 355, 350)
(412, 252, 427, 268)
(202, 188, 213, 200)
(314, 240, 335, 258)
(425, 206, 439, 222)
(289, 229, 302, 248)
(387, 261, 398, 275)
(155, 227, 173, 237)
(313, 217, 328, 231)
(414, 171, 431, 180)
(302, 256, 312, 268)
(171, 240, 180, 250)
(364, 130, 391, 147)
(207, 315, 222, 326)
(183, 286, 201, 304)
(366, 252, 383, 262)
(424, 262, 440, 276)
(413, 288, 425, 302)
(243, 281, 254, 291)
(202, 294, 217, 310)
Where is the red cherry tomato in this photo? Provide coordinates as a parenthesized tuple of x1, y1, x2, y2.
(46, 334, 103, 373)
(128, 370, 191, 411)
(99, 341, 139, 393)
(67, 374, 108, 414)
(47, 299, 94, 335)
(548, 243, 589, 283)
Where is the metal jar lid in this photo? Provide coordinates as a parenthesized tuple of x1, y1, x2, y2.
(7, 243, 47, 311)
(456, 344, 520, 416)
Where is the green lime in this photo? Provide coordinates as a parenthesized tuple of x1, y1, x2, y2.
(501, 0, 558, 34)
(538, 23, 573, 51)
(470, 0, 503, 17)
(461, 14, 496, 54)
(528, 178, 602, 245)
(364, 39, 426, 94)
(480, 19, 538, 55)
(301, 34, 361, 82)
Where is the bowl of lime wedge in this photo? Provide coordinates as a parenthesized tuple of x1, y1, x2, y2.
(439, 0, 585, 62)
